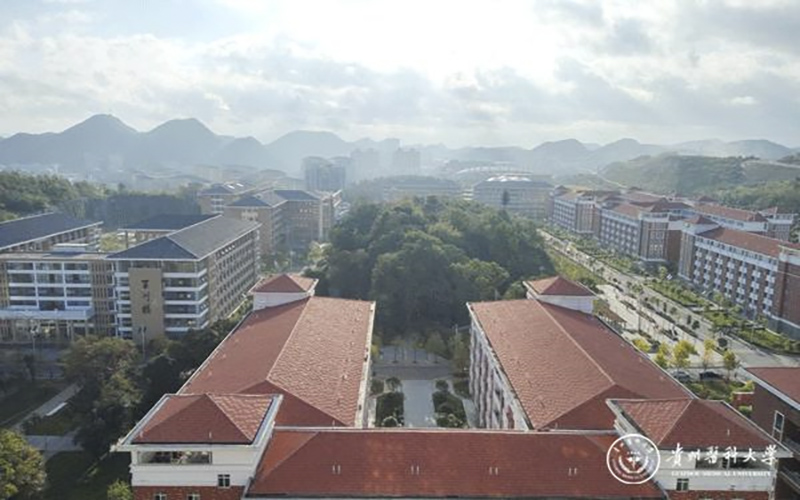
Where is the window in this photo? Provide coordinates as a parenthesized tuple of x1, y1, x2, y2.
(774, 411, 785, 438)
(187, 494, 201, 500)
(153, 494, 167, 500)
(676, 478, 689, 491)
(217, 474, 231, 488)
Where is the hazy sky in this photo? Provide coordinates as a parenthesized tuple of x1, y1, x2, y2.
(1, 0, 799, 147)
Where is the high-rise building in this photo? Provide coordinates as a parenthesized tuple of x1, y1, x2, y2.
(392, 148, 421, 174)
(302, 156, 347, 192)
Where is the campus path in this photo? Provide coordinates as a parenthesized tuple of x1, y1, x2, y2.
(401, 380, 437, 428)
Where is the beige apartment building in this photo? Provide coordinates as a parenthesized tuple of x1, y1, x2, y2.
(108, 216, 260, 342)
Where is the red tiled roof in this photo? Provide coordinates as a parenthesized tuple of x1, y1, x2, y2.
(683, 214, 716, 225)
(248, 430, 662, 499)
(698, 227, 800, 257)
(133, 394, 274, 444)
(526, 276, 594, 297)
(182, 296, 374, 427)
(252, 274, 317, 293)
(611, 399, 776, 449)
(694, 203, 766, 222)
(468, 300, 688, 430)
(747, 367, 800, 404)
(607, 203, 644, 218)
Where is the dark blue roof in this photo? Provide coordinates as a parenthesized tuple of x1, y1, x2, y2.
(199, 184, 236, 196)
(0, 212, 99, 251)
(121, 214, 218, 231)
(109, 216, 259, 260)
(228, 195, 270, 208)
(274, 190, 319, 201)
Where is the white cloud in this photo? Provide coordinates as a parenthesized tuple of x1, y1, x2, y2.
(0, 0, 799, 146)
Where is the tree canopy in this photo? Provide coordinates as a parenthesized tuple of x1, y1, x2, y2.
(310, 197, 553, 337)
(0, 429, 46, 500)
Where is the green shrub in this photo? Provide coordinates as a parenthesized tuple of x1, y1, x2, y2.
(453, 378, 470, 398)
(435, 379, 449, 392)
(376, 392, 404, 426)
(370, 379, 384, 396)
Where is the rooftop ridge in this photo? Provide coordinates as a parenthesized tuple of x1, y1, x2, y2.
(538, 302, 616, 390)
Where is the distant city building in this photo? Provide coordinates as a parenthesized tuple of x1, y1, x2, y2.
(472, 175, 552, 219)
(197, 183, 246, 214)
(0, 212, 101, 253)
(0, 249, 115, 342)
(303, 156, 347, 192)
(392, 148, 421, 173)
(224, 192, 286, 257)
(272, 190, 333, 252)
(350, 148, 381, 181)
(108, 216, 260, 341)
(380, 176, 461, 202)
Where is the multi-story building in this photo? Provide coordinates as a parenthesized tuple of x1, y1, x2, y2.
(550, 190, 603, 234)
(472, 175, 552, 219)
(678, 219, 800, 337)
(0, 249, 115, 342)
(116, 274, 788, 499)
(391, 147, 421, 173)
(223, 193, 286, 257)
(197, 183, 245, 214)
(0, 212, 101, 253)
(108, 216, 260, 341)
(381, 176, 461, 202)
(272, 190, 331, 252)
(747, 367, 800, 499)
(693, 203, 795, 241)
(608, 398, 788, 499)
(468, 276, 689, 431)
(302, 156, 347, 192)
(119, 214, 219, 249)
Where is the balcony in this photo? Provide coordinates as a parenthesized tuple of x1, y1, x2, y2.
(784, 436, 800, 458)
(780, 468, 800, 493)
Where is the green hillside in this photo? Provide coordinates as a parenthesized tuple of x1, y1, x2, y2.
(602, 154, 800, 195)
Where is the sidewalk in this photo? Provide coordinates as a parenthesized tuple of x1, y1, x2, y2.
(12, 383, 79, 432)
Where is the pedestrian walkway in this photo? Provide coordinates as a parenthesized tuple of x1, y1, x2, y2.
(402, 380, 437, 428)
(12, 383, 78, 432)
(26, 433, 81, 460)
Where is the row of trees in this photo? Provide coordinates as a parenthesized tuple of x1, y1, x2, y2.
(308, 197, 553, 338)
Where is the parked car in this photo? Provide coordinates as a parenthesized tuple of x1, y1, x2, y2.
(672, 370, 693, 383)
(699, 371, 722, 381)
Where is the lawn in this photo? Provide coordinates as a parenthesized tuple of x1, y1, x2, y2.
(0, 381, 65, 427)
(649, 280, 702, 307)
(686, 379, 747, 402)
(45, 451, 130, 500)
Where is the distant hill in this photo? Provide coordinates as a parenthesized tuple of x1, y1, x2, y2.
(0, 114, 796, 179)
(602, 154, 800, 195)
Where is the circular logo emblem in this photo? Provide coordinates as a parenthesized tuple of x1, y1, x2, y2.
(606, 433, 660, 484)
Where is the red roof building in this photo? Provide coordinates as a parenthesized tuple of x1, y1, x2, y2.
(468, 298, 688, 430)
(249, 429, 663, 499)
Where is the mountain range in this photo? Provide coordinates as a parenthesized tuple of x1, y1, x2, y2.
(0, 114, 797, 177)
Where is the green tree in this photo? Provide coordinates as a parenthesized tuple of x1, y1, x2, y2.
(722, 350, 740, 380)
(424, 332, 448, 361)
(106, 480, 133, 500)
(654, 343, 671, 369)
(672, 340, 697, 370)
(386, 377, 401, 393)
(0, 429, 46, 500)
(701, 338, 716, 371)
(451, 332, 470, 376)
(632, 337, 651, 352)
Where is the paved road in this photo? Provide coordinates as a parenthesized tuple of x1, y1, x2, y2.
(26, 433, 81, 460)
(542, 229, 800, 369)
(401, 380, 437, 428)
(12, 383, 79, 432)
